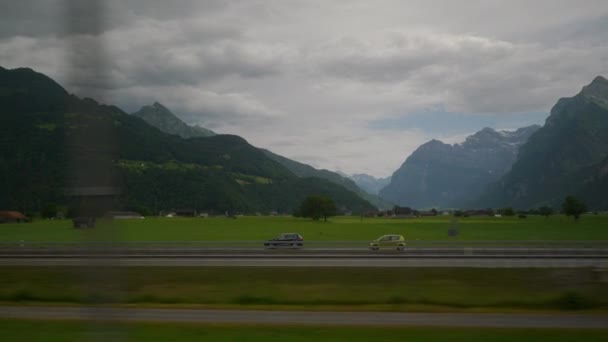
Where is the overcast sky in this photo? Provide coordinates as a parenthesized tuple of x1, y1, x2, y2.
(1, 0, 607, 177)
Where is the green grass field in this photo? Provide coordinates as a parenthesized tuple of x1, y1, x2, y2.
(1, 319, 607, 341)
(1, 215, 607, 242)
(1, 267, 606, 312)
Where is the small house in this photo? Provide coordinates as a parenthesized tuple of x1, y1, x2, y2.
(73, 217, 95, 229)
(105, 211, 144, 219)
(175, 209, 197, 217)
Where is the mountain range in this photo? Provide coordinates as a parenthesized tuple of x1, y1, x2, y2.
(127, 103, 392, 210)
(478, 76, 608, 210)
(380, 125, 540, 209)
(0, 66, 374, 215)
(2, 65, 607, 213)
(349, 174, 391, 196)
(259, 151, 393, 210)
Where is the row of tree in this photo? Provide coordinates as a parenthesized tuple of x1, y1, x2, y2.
(294, 194, 589, 222)
(455, 196, 588, 221)
(27, 194, 591, 223)
(451, 196, 588, 220)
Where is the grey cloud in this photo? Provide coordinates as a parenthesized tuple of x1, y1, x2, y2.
(105, 84, 279, 131)
(0, 1, 79, 38)
(112, 41, 285, 87)
(525, 14, 608, 45)
(0, 0, 126, 38)
(311, 31, 607, 114)
(0, 0, 230, 39)
(95, 17, 288, 87)
(314, 32, 514, 83)
(439, 43, 608, 113)
(0, 18, 288, 93)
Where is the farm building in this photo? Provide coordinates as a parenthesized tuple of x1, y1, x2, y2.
(0, 211, 29, 223)
(105, 211, 144, 219)
(72, 217, 96, 229)
(175, 209, 197, 217)
(65, 186, 122, 229)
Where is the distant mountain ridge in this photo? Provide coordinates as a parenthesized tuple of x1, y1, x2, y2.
(350, 174, 391, 196)
(261, 150, 392, 209)
(132, 102, 215, 138)
(380, 125, 540, 209)
(129, 96, 385, 210)
(133, 98, 391, 208)
(478, 76, 608, 209)
(126, 98, 381, 209)
(261, 149, 361, 193)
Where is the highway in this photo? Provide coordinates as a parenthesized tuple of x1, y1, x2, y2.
(1, 242, 606, 267)
(0, 256, 606, 267)
(2, 243, 608, 258)
(1, 306, 608, 328)
(3, 247, 608, 254)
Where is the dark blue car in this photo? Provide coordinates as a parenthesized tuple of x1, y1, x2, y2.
(264, 233, 304, 248)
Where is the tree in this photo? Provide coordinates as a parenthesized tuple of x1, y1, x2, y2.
(41, 204, 58, 219)
(562, 196, 586, 222)
(292, 208, 302, 218)
(538, 206, 554, 219)
(501, 207, 515, 216)
(128, 205, 152, 217)
(299, 195, 337, 221)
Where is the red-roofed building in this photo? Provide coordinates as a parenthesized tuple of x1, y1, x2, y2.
(0, 211, 29, 223)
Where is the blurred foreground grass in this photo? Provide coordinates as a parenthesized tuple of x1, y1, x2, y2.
(2, 267, 607, 312)
(1, 319, 607, 341)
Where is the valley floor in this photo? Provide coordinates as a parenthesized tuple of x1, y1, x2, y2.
(1, 215, 608, 242)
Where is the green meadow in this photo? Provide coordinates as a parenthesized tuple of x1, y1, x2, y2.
(1, 319, 607, 342)
(0, 215, 607, 242)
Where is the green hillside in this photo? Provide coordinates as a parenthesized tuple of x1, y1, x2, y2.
(478, 76, 608, 209)
(132, 102, 215, 138)
(262, 149, 391, 209)
(133, 103, 389, 210)
(0, 66, 374, 215)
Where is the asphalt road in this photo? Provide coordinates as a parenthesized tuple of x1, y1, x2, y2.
(0, 257, 606, 267)
(1, 306, 607, 328)
(3, 246, 608, 254)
